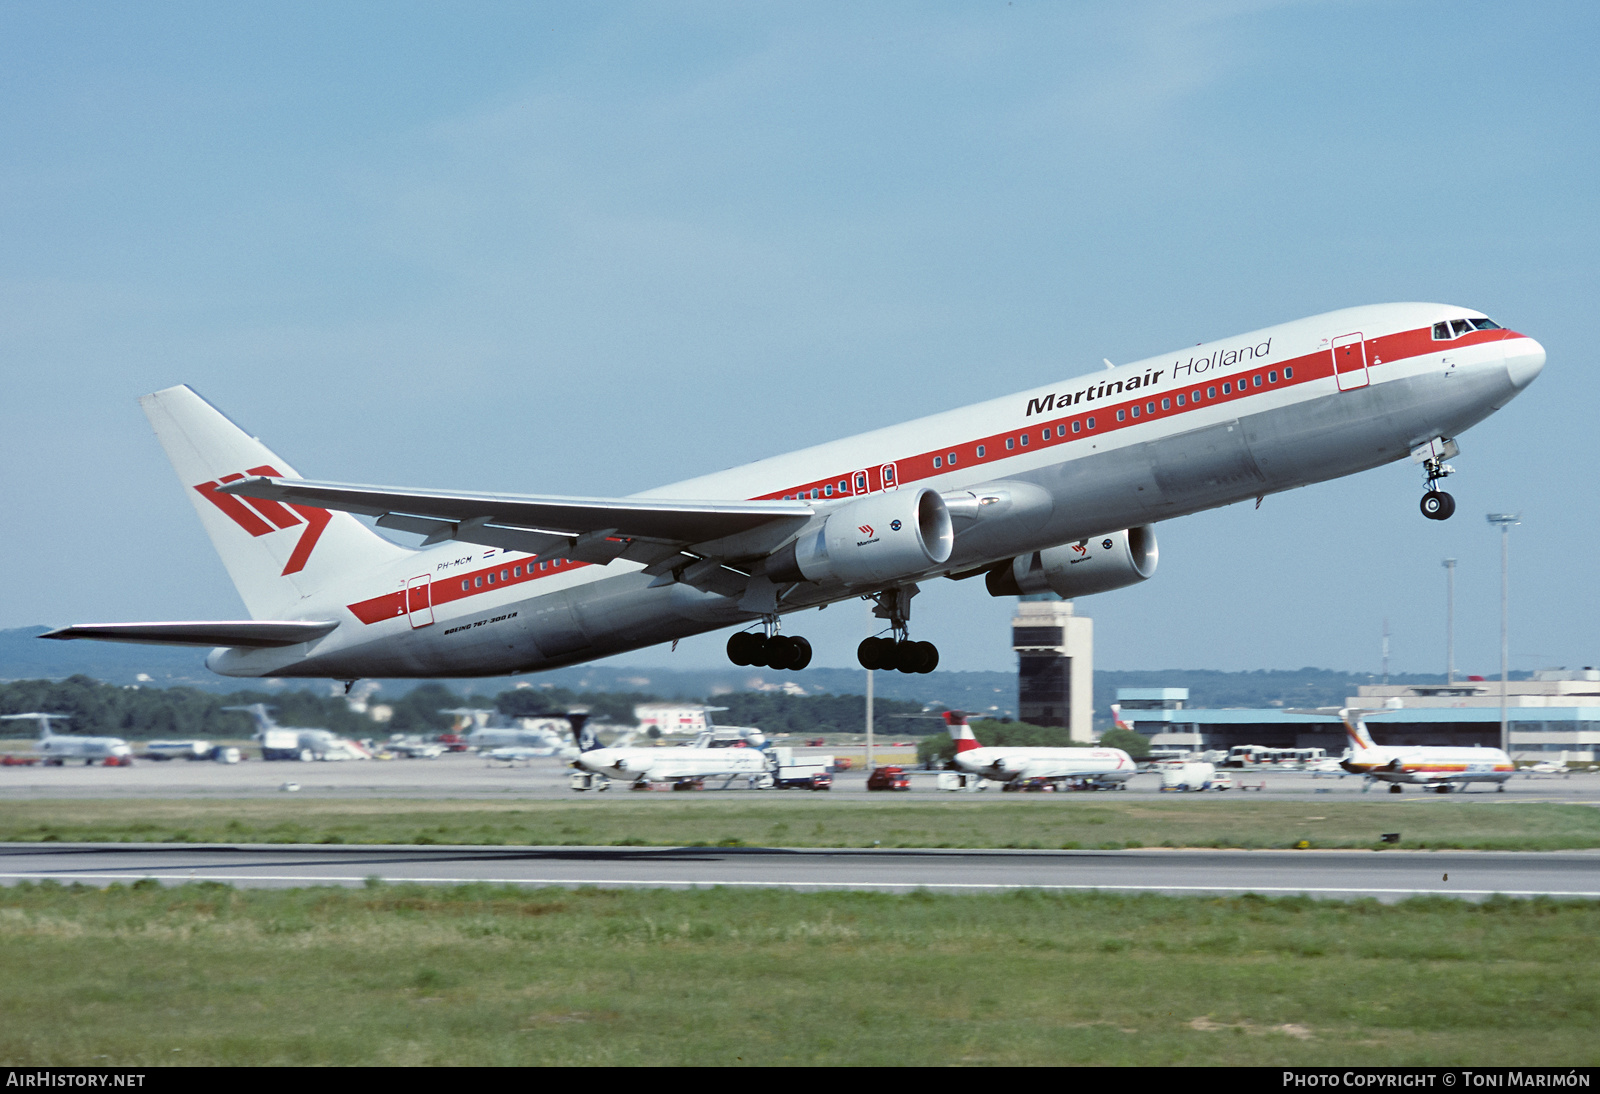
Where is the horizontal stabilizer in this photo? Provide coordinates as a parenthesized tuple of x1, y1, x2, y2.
(40, 621, 339, 648)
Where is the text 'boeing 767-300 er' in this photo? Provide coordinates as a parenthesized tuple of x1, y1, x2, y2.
(44, 303, 1543, 683)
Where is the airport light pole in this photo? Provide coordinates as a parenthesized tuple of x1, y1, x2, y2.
(1443, 558, 1457, 685)
(864, 668, 874, 774)
(1486, 514, 1521, 754)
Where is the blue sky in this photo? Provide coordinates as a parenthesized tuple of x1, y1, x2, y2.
(2, 1, 1595, 677)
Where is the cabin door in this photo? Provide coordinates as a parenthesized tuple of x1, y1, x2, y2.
(1331, 332, 1369, 391)
(405, 575, 434, 628)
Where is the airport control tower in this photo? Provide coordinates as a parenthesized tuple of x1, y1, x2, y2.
(1011, 596, 1093, 741)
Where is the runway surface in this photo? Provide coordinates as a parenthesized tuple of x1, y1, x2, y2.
(4, 842, 1598, 901)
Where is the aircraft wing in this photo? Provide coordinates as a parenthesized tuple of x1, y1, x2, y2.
(219, 476, 816, 594)
(40, 621, 339, 648)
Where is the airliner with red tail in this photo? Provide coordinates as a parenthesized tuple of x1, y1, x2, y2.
(944, 711, 1136, 789)
(44, 303, 1543, 683)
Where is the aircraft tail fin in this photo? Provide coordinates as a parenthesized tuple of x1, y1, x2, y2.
(1339, 708, 1380, 753)
(944, 710, 981, 752)
(568, 714, 602, 752)
(141, 385, 411, 619)
(1111, 704, 1134, 732)
(0, 713, 67, 739)
(222, 704, 276, 734)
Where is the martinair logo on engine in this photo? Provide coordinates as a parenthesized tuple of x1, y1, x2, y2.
(859, 525, 874, 537)
(193, 465, 331, 577)
(855, 523, 879, 547)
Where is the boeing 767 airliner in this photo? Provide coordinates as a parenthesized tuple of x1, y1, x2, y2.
(45, 303, 1544, 683)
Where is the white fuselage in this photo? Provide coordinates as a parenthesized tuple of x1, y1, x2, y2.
(954, 746, 1136, 785)
(194, 302, 1543, 679)
(37, 733, 132, 761)
(574, 745, 771, 784)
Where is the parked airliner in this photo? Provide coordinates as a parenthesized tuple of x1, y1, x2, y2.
(945, 711, 1137, 789)
(0, 714, 133, 765)
(1338, 708, 1514, 793)
(43, 304, 1543, 682)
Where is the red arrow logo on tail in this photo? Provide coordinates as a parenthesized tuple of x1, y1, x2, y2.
(193, 465, 330, 576)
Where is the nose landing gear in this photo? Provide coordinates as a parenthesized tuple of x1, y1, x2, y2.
(1414, 437, 1459, 521)
(1421, 490, 1456, 521)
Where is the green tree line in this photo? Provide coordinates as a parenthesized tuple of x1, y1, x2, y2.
(0, 677, 927, 741)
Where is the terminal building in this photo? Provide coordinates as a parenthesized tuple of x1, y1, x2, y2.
(1114, 669, 1600, 761)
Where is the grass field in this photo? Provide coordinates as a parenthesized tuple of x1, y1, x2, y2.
(0, 881, 1595, 1065)
(3, 796, 1600, 851)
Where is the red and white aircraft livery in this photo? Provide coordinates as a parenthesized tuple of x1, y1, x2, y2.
(1337, 708, 1514, 793)
(945, 711, 1136, 789)
(44, 303, 1543, 682)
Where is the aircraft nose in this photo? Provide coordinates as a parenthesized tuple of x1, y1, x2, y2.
(1505, 336, 1546, 389)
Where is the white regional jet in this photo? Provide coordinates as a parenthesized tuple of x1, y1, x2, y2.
(0, 714, 133, 765)
(1338, 708, 1514, 793)
(570, 733, 773, 791)
(42, 304, 1543, 681)
(947, 711, 1136, 789)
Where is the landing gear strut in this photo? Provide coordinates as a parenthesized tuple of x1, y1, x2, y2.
(855, 585, 939, 675)
(1415, 438, 1459, 521)
(727, 618, 813, 671)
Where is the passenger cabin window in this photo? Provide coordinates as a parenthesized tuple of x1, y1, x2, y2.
(1006, 438, 1015, 450)
(824, 484, 834, 495)
(976, 445, 986, 457)
(1020, 434, 1029, 446)
(932, 456, 942, 469)
(947, 451, 958, 464)
(1071, 421, 1081, 433)
(1130, 405, 1140, 418)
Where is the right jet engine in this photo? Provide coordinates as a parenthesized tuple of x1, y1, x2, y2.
(984, 526, 1158, 599)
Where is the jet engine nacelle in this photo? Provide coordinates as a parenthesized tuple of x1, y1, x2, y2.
(985, 526, 1158, 599)
(767, 487, 954, 587)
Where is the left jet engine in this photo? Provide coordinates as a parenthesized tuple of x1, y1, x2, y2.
(766, 487, 954, 587)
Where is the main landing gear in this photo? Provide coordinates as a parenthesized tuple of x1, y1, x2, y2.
(855, 585, 940, 675)
(1416, 438, 1459, 521)
(727, 628, 813, 671)
(858, 635, 939, 674)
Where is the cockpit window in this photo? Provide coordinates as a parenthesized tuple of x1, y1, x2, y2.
(1433, 317, 1504, 340)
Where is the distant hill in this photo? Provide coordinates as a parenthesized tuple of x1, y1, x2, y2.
(4, 625, 1509, 724)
